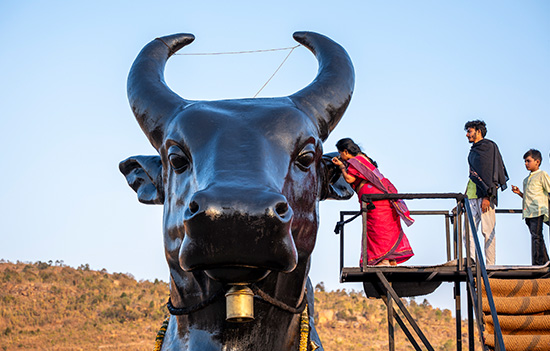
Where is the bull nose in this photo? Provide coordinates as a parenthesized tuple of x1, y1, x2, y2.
(185, 190, 292, 221)
(274, 201, 289, 217)
(181, 188, 297, 282)
(188, 200, 200, 215)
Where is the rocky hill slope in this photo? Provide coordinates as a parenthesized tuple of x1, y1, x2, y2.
(0, 261, 472, 350)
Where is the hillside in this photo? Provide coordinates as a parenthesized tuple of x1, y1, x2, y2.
(1, 261, 473, 350)
(0, 261, 167, 350)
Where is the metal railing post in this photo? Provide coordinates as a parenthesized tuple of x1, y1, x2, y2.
(445, 214, 451, 262)
(361, 200, 368, 271)
(339, 211, 345, 276)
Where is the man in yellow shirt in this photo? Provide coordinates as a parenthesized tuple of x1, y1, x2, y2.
(511, 149, 550, 265)
(464, 120, 509, 265)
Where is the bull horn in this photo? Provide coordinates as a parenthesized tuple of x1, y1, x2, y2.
(290, 31, 355, 141)
(127, 33, 195, 149)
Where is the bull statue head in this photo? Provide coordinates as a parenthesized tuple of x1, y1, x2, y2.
(120, 31, 354, 351)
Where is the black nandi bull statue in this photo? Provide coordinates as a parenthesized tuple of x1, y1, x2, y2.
(120, 31, 354, 350)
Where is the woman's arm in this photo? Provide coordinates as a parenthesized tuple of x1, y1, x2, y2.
(332, 157, 356, 184)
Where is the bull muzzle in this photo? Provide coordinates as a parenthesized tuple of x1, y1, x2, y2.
(180, 188, 297, 284)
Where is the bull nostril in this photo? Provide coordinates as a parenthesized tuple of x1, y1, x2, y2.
(189, 201, 199, 214)
(274, 202, 289, 217)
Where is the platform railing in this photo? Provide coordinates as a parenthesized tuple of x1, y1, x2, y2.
(361, 193, 464, 272)
(334, 193, 464, 274)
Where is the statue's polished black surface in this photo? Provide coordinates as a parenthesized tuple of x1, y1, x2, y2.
(120, 31, 354, 350)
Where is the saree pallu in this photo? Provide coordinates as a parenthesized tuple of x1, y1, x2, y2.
(347, 155, 414, 265)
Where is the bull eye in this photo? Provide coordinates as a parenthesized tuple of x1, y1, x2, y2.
(168, 146, 190, 173)
(295, 144, 316, 171)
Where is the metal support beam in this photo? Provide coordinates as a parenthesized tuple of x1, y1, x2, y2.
(467, 284, 475, 351)
(393, 311, 422, 351)
(454, 282, 462, 351)
(375, 271, 435, 351)
(387, 289, 395, 351)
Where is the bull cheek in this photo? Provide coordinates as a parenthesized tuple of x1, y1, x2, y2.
(163, 206, 186, 268)
(283, 180, 319, 256)
(164, 229, 183, 272)
(291, 213, 318, 257)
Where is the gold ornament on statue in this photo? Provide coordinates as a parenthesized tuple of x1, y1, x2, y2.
(225, 285, 255, 322)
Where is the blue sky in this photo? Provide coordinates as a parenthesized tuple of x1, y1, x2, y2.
(1, 1, 549, 312)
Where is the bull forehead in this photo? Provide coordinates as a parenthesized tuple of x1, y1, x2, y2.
(162, 99, 321, 191)
(165, 98, 318, 154)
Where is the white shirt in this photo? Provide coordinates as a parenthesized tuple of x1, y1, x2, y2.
(522, 169, 550, 221)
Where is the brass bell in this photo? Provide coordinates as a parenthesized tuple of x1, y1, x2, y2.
(225, 285, 254, 322)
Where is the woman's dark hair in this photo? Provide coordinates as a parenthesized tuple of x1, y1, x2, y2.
(524, 149, 542, 163)
(335, 138, 378, 168)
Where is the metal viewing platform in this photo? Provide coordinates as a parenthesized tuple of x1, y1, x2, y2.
(335, 193, 550, 351)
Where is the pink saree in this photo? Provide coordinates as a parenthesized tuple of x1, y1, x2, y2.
(347, 155, 414, 265)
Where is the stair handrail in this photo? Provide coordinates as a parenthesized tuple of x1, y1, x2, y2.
(463, 197, 505, 351)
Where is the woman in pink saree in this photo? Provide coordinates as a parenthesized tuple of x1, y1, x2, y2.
(332, 138, 414, 266)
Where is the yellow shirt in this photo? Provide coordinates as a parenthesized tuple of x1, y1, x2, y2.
(466, 179, 478, 199)
(522, 169, 550, 222)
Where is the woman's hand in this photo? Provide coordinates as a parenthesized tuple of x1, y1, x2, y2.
(332, 156, 356, 184)
(332, 157, 344, 167)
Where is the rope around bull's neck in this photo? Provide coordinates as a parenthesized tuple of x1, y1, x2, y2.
(154, 303, 312, 351)
(166, 284, 307, 315)
(251, 284, 307, 314)
(166, 288, 225, 315)
(159, 285, 310, 349)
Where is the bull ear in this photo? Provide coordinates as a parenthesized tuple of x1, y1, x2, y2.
(320, 152, 354, 201)
(119, 156, 164, 205)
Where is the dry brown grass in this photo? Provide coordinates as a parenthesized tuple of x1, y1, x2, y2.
(0, 261, 167, 351)
(1, 261, 474, 350)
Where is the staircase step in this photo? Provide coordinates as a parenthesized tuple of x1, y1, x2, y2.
(483, 278, 550, 297)
(482, 295, 550, 315)
(484, 314, 550, 335)
(484, 333, 550, 351)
